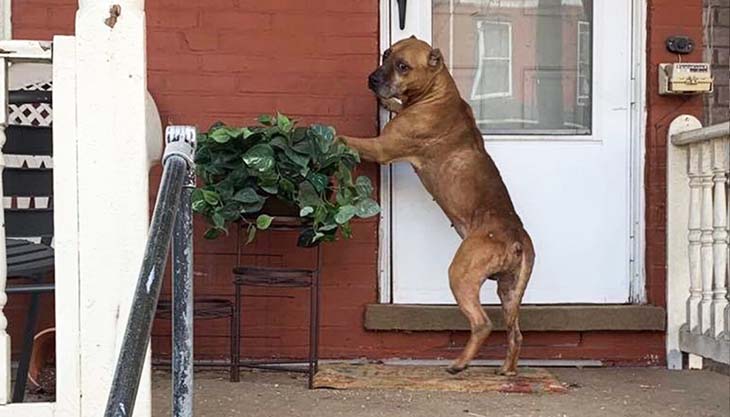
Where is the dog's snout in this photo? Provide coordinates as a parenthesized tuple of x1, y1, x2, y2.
(368, 70, 382, 89)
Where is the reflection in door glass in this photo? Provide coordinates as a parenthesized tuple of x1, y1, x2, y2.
(433, 0, 593, 135)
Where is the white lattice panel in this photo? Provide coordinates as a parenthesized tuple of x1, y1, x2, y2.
(8, 80, 53, 127)
(6, 80, 53, 210)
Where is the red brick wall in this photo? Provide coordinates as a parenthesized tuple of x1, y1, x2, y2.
(8, 0, 705, 366)
(644, 0, 705, 307)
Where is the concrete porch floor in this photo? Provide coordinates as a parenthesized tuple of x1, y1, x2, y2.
(151, 367, 729, 417)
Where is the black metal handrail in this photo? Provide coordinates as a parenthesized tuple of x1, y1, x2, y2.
(104, 126, 197, 417)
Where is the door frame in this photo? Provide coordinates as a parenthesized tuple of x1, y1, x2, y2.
(376, 0, 648, 304)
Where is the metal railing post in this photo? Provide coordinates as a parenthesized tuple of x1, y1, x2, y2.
(171, 127, 196, 417)
(103, 126, 196, 417)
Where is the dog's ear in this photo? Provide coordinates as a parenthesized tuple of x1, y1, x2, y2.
(428, 48, 443, 68)
(409, 35, 417, 40)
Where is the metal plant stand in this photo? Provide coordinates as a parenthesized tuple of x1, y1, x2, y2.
(231, 218, 322, 388)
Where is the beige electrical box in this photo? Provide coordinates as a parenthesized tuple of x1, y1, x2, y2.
(659, 63, 714, 95)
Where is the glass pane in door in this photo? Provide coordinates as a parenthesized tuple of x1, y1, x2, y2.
(433, 0, 593, 135)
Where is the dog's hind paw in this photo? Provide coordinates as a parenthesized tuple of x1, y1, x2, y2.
(446, 365, 468, 375)
(495, 369, 517, 377)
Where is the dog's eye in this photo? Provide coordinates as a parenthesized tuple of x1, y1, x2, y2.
(397, 62, 410, 73)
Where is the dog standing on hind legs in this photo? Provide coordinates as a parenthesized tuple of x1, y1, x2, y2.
(340, 36, 535, 376)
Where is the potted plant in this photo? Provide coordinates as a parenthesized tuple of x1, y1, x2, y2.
(192, 113, 381, 247)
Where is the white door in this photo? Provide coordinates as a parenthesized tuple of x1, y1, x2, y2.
(386, 0, 638, 304)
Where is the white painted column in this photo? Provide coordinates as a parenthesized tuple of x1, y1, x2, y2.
(711, 138, 729, 338)
(0, 56, 8, 405)
(699, 141, 716, 335)
(74, 1, 155, 417)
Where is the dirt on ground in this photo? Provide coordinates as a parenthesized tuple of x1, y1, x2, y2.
(151, 366, 730, 417)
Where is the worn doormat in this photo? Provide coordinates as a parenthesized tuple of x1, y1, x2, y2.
(313, 363, 568, 394)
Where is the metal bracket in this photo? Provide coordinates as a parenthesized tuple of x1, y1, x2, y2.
(164, 125, 197, 168)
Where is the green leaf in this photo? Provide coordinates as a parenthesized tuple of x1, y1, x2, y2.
(310, 125, 336, 155)
(219, 202, 242, 220)
(335, 205, 356, 224)
(191, 189, 207, 212)
(260, 183, 278, 194)
(209, 126, 247, 143)
(242, 144, 275, 172)
(307, 172, 329, 193)
(270, 135, 288, 150)
(256, 214, 274, 230)
(279, 178, 296, 195)
(313, 205, 328, 225)
(292, 127, 308, 143)
(204, 228, 223, 239)
(246, 224, 257, 244)
(310, 124, 335, 143)
(232, 188, 263, 204)
(212, 212, 225, 228)
(283, 146, 310, 168)
(209, 128, 233, 144)
(337, 162, 353, 186)
(241, 127, 255, 139)
(201, 189, 220, 205)
(340, 221, 352, 239)
(258, 114, 273, 126)
(240, 198, 266, 214)
(276, 113, 294, 132)
(355, 198, 380, 218)
(336, 186, 353, 206)
(192, 199, 207, 212)
(300, 206, 314, 217)
(355, 176, 374, 197)
(297, 181, 323, 206)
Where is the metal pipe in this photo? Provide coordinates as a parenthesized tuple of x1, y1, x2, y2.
(171, 167, 195, 417)
(103, 155, 187, 417)
(8, 90, 52, 105)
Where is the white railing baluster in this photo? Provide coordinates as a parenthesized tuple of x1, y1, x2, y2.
(700, 141, 716, 335)
(0, 56, 8, 405)
(669, 117, 730, 367)
(711, 138, 729, 338)
(688, 143, 702, 334)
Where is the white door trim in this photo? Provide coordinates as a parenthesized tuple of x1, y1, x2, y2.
(0, 0, 11, 40)
(377, 0, 647, 304)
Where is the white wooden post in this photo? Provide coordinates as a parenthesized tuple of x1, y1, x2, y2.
(0, 55, 8, 406)
(74, 1, 156, 416)
(52, 35, 83, 417)
(667, 115, 703, 369)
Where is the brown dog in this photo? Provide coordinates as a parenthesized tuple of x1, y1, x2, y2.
(341, 37, 535, 376)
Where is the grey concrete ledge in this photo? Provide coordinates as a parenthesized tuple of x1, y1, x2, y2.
(364, 304, 666, 332)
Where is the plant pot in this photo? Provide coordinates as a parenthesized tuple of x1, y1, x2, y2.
(261, 197, 300, 217)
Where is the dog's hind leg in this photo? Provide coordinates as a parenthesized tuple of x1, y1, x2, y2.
(496, 275, 523, 376)
(496, 236, 535, 376)
(446, 235, 505, 375)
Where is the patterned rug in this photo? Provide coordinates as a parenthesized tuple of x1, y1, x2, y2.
(313, 363, 568, 394)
